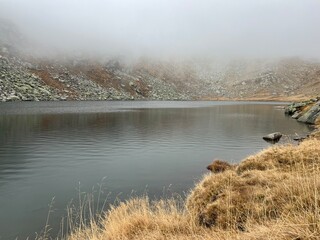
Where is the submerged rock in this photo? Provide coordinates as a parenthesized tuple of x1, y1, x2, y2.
(293, 135, 308, 142)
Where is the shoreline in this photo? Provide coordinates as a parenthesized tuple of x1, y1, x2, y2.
(202, 94, 315, 102)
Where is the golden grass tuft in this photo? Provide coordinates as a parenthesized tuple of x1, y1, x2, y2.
(206, 160, 233, 173)
(60, 138, 320, 240)
(100, 197, 192, 239)
(67, 197, 237, 240)
(186, 170, 292, 230)
(312, 116, 320, 139)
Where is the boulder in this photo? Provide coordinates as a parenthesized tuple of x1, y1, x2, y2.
(297, 101, 320, 124)
(291, 111, 303, 119)
(263, 132, 282, 143)
(285, 102, 306, 115)
(6, 94, 20, 101)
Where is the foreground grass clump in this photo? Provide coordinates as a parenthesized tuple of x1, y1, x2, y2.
(66, 139, 320, 240)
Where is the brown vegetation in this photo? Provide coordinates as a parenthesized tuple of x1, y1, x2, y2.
(56, 137, 320, 240)
(31, 69, 66, 91)
(206, 160, 233, 173)
(31, 69, 78, 99)
(236, 139, 320, 173)
(188, 139, 320, 233)
(74, 64, 116, 89)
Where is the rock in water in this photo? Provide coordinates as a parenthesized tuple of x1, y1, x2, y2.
(263, 132, 282, 143)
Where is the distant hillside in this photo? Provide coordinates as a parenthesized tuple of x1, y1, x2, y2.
(131, 57, 320, 100)
(1, 19, 319, 102)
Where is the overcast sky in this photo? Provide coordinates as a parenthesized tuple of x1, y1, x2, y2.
(1, 0, 320, 59)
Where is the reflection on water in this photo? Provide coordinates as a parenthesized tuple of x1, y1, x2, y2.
(0, 101, 312, 239)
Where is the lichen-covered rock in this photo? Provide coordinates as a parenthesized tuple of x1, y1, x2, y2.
(285, 102, 307, 115)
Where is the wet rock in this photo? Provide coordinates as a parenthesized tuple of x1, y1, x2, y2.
(293, 135, 307, 142)
(263, 132, 282, 143)
(292, 111, 303, 119)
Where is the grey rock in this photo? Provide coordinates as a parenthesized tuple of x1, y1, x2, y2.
(294, 102, 307, 108)
(263, 132, 282, 143)
(6, 94, 20, 101)
(293, 135, 307, 142)
(285, 102, 307, 115)
(291, 111, 303, 119)
(297, 101, 320, 124)
(39, 87, 51, 95)
(16, 85, 31, 92)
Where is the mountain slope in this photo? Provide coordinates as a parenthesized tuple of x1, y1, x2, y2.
(1, 19, 319, 102)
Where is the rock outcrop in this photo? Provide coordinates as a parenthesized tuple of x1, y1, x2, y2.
(285, 98, 320, 125)
(297, 101, 320, 124)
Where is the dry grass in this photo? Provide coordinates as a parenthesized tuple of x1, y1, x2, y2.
(206, 160, 234, 173)
(40, 138, 320, 240)
(237, 139, 320, 173)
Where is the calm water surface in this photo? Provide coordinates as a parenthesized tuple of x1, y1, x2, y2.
(0, 101, 312, 239)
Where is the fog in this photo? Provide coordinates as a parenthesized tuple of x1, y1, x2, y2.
(1, 0, 320, 59)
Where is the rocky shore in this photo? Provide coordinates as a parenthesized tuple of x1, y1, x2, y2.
(285, 97, 320, 123)
(284, 97, 320, 140)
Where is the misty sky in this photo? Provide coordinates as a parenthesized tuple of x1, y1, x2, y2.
(1, 0, 320, 59)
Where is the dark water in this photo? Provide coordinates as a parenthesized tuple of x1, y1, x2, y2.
(0, 101, 312, 239)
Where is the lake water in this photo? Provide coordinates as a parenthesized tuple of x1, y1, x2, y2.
(0, 101, 312, 239)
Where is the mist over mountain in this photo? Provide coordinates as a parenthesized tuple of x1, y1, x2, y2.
(1, 0, 320, 59)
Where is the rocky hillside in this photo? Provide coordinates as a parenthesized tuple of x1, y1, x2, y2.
(0, 54, 194, 102)
(1, 19, 320, 102)
(133, 58, 320, 100)
(222, 58, 320, 100)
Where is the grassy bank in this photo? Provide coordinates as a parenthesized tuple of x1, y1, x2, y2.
(47, 136, 318, 240)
